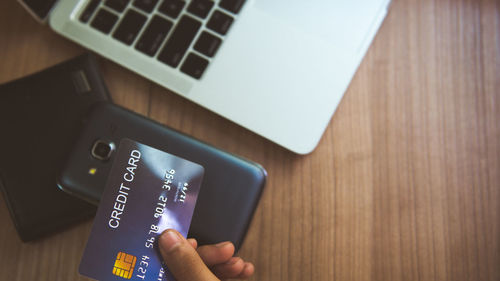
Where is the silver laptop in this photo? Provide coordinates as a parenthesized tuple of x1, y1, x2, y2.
(20, 0, 391, 154)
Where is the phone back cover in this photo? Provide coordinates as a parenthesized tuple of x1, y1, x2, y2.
(0, 53, 110, 241)
(60, 103, 266, 250)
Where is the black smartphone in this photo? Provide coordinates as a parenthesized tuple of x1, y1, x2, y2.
(58, 102, 266, 250)
(0, 53, 110, 241)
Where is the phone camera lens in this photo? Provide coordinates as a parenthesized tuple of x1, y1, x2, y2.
(91, 140, 115, 161)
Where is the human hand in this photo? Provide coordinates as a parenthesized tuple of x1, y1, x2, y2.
(158, 229, 254, 281)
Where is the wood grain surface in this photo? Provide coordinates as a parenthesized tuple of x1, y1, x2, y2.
(0, 0, 498, 280)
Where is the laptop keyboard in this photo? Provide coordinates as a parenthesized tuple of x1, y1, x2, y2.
(79, 0, 246, 79)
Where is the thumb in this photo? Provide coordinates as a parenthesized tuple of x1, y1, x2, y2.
(158, 229, 219, 281)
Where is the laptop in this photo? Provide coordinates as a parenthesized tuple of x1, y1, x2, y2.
(19, 0, 392, 154)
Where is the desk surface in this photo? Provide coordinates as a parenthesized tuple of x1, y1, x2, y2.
(1, 0, 499, 280)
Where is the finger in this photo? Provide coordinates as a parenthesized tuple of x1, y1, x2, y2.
(159, 229, 219, 281)
(211, 257, 245, 279)
(196, 242, 235, 266)
(236, 262, 255, 279)
(187, 238, 198, 249)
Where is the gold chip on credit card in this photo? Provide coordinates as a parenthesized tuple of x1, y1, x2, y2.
(112, 252, 137, 279)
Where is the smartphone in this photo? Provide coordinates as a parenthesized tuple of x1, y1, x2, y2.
(58, 102, 266, 250)
(0, 53, 110, 241)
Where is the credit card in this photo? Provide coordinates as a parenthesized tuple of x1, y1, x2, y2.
(79, 138, 204, 281)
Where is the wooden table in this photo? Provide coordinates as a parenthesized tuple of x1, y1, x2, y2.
(1, 0, 498, 280)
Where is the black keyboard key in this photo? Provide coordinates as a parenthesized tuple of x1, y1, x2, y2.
(158, 0, 185, 19)
(80, 0, 100, 23)
(207, 10, 233, 35)
(104, 0, 130, 12)
(112, 9, 147, 45)
(187, 0, 214, 19)
(181, 53, 209, 79)
(133, 0, 159, 13)
(91, 9, 119, 34)
(219, 0, 246, 14)
(194, 32, 221, 57)
(158, 15, 201, 67)
(135, 16, 173, 56)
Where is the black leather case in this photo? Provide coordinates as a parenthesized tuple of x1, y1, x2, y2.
(0, 53, 111, 241)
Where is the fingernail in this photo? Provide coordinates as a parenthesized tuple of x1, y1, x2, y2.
(215, 241, 230, 248)
(160, 230, 182, 252)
